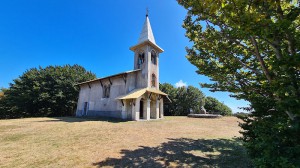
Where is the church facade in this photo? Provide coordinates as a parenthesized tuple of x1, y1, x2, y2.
(75, 15, 169, 121)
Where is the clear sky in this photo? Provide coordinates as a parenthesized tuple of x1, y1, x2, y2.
(0, 0, 249, 113)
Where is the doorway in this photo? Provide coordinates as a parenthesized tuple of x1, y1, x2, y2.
(83, 102, 88, 116)
(139, 100, 144, 119)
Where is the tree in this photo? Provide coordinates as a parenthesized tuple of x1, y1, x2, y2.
(0, 89, 9, 119)
(160, 83, 222, 116)
(204, 96, 232, 116)
(178, 0, 300, 167)
(0, 65, 96, 118)
(186, 85, 206, 113)
(160, 83, 178, 115)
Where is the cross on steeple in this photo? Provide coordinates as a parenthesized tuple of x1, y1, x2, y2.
(146, 7, 149, 17)
(130, 10, 163, 53)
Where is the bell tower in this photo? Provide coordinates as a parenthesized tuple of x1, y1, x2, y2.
(130, 13, 164, 89)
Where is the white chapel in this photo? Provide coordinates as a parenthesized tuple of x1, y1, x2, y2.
(75, 14, 169, 120)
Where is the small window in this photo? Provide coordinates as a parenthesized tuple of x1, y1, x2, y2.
(151, 74, 156, 87)
(151, 51, 157, 65)
(137, 53, 145, 68)
(103, 84, 111, 98)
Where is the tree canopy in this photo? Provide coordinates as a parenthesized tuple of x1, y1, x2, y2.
(0, 64, 96, 119)
(204, 96, 232, 116)
(160, 83, 232, 116)
(160, 83, 204, 116)
(178, 0, 300, 167)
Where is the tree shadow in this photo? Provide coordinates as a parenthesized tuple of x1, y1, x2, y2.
(36, 117, 128, 123)
(93, 138, 252, 168)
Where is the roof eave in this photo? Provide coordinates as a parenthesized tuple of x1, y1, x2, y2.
(129, 40, 164, 53)
(75, 69, 141, 86)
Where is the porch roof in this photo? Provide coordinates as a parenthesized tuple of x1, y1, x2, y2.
(116, 88, 168, 100)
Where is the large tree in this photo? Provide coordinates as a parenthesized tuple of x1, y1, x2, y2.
(160, 83, 232, 116)
(0, 64, 96, 118)
(160, 83, 179, 115)
(178, 0, 300, 167)
(204, 96, 232, 116)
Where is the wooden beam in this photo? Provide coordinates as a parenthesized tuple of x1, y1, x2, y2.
(122, 74, 127, 84)
(99, 80, 103, 87)
(121, 100, 124, 106)
(148, 92, 152, 99)
(158, 95, 162, 100)
(108, 78, 112, 85)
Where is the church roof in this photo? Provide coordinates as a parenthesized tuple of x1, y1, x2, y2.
(138, 16, 155, 44)
(130, 40, 163, 53)
(76, 69, 141, 86)
(130, 15, 164, 53)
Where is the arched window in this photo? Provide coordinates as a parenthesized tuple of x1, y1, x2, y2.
(151, 51, 157, 65)
(151, 74, 156, 87)
(103, 84, 111, 98)
(137, 53, 145, 68)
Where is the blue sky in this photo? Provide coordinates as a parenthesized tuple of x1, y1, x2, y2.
(0, 0, 249, 113)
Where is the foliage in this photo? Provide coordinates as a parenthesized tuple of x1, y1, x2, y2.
(204, 96, 232, 116)
(0, 64, 96, 119)
(160, 83, 177, 115)
(160, 83, 232, 116)
(0, 89, 8, 118)
(233, 112, 249, 118)
(178, 0, 300, 167)
(160, 83, 205, 116)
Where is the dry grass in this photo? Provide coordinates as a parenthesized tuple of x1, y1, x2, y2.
(0, 116, 252, 168)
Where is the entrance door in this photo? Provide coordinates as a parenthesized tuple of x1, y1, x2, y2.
(83, 102, 88, 116)
(139, 100, 144, 119)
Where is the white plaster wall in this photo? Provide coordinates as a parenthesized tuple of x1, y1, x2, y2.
(150, 99, 156, 119)
(125, 100, 132, 120)
(125, 73, 137, 92)
(89, 82, 101, 111)
(132, 44, 161, 89)
(149, 47, 159, 89)
(133, 45, 150, 89)
(76, 84, 90, 111)
(77, 75, 133, 114)
(150, 95, 158, 119)
(92, 77, 124, 112)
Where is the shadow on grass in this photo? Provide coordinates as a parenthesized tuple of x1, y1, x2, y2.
(37, 117, 128, 123)
(93, 138, 252, 168)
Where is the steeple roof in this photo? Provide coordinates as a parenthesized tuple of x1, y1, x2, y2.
(138, 16, 156, 44)
(130, 15, 164, 53)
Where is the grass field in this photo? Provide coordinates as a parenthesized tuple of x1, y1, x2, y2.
(0, 116, 252, 168)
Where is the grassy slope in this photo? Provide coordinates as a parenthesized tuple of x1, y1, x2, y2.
(0, 116, 252, 168)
